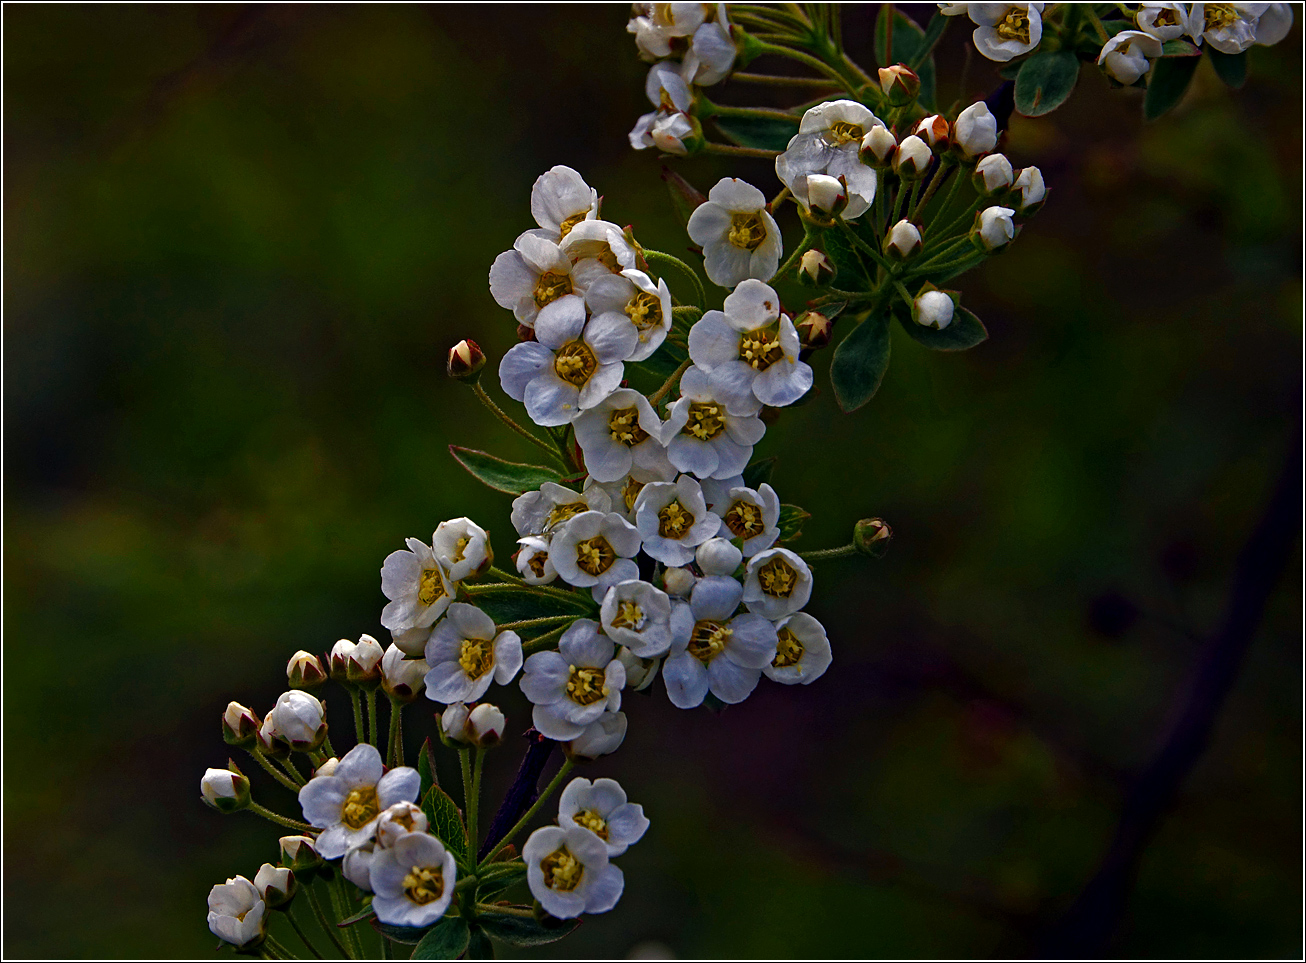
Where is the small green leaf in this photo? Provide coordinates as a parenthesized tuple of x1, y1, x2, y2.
(896, 306, 988, 351)
(1207, 48, 1247, 88)
(661, 167, 706, 228)
(476, 863, 528, 902)
(712, 115, 797, 152)
(1014, 51, 1080, 116)
(336, 903, 376, 927)
(467, 926, 496, 959)
(874, 7, 938, 107)
(412, 917, 471, 959)
(998, 60, 1023, 80)
(374, 920, 435, 945)
(830, 312, 891, 412)
(418, 737, 438, 797)
(473, 590, 589, 628)
(448, 447, 562, 496)
(821, 230, 870, 289)
(1144, 54, 1200, 119)
(742, 455, 777, 490)
(909, 11, 949, 71)
(632, 337, 688, 381)
(421, 785, 468, 863)
(1160, 39, 1201, 57)
(777, 504, 811, 542)
(475, 911, 582, 947)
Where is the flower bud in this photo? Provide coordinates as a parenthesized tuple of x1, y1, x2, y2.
(390, 624, 430, 659)
(201, 765, 250, 813)
(375, 802, 429, 848)
(915, 114, 950, 150)
(617, 647, 662, 692)
(972, 206, 1016, 252)
(952, 102, 998, 159)
(441, 702, 472, 744)
(257, 713, 290, 759)
(286, 650, 327, 690)
(696, 537, 742, 576)
(794, 310, 835, 352)
(973, 153, 1014, 195)
(913, 290, 955, 330)
(1012, 166, 1046, 214)
(797, 249, 836, 288)
(662, 566, 696, 597)
(860, 125, 897, 168)
(515, 535, 557, 585)
(329, 636, 384, 688)
(878, 64, 920, 106)
(893, 135, 931, 179)
(222, 702, 261, 747)
(447, 339, 486, 381)
(805, 174, 847, 216)
(268, 690, 327, 752)
(381, 644, 427, 703)
(884, 220, 923, 260)
(854, 517, 892, 558)
(254, 863, 296, 909)
(279, 835, 324, 874)
(468, 703, 507, 747)
(564, 711, 628, 760)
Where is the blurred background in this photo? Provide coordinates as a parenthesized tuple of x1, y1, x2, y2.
(4, 4, 1301, 958)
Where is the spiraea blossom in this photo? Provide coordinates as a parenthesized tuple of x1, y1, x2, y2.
(573, 387, 670, 483)
(663, 366, 767, 479)
(511, 481, 611, 537)
(583, 270, 673, 362)
(370, 832, 458, 927)
(584, 462, 676, 523)
(714, 482, 781, 556)
(489, 232, 579, 327)
(520, 619, 626, 740)
(963, 3, 1045, 61)
(529, 165, 599, 243)
(298, 744, 420, 858)
(628, 3, 706, 61)
(600, 578, 674, 657)
(559, 219, 640, 289)
(776, 100, 882, 219)
(1098, 30, 1164, 85)
(742, 546, 814, 620)
(558, 777, 650, 857)
(380, 536, 454, 636)
(548, 510, 642, 597)
(687, 178, 782, 288)
(663, 575, 779, 708)
(524, 824, 625, 919)
(763, 612, 833, 685)
(431, 517, 492, 582)
(515, 534, 558, 584)
(566, 709, 628, 759)
(684, 5, 736, 85)
(1136, 3, 1194, 41)
(423, 602, 523, 704)
(633, 474, 723, 566)
(1189, 2, 1267, 52)
(207, 876, 266, 948)
(629, 108, 696, 155)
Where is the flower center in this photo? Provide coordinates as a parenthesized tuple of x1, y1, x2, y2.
(995, 7, 1031, 43)
(658, 500, 695, 539)
(826, 121, 865, 145)
(683, 401, 725, 441)
(622, 478, 646, 513)
(611, 599, 646, 631)
(554, 340, 598, 387)
(418, 568, 446, 606)
(546, 499, 588, 531)
(575, 535, 616, 576)
(738, 325, 785, 371)
(573, 808, 609, 840)
(1154, 8, 1181, 28)
(625, 290, 663, 331)
(458, 638, 495, 679)
(566, 665, 609, 705)
(724, 499, 767, 540)
(608, 407, 649, 446)
(541, 846, 584, 891)
(688, 619, 732, 664)
(1204, 3, 1237, 30)
(596, 242, 623, 273)
(341, 786, 380, 829)
(451, 535, 471, 563)
(526, 552, 548, 579)
(401, 865, 445, 905)
(771, 627, 805, 668)
(558, 211, 587, 240)
(533, 270, 573, 309)
(727, 212, 768, 251)
(757, 557, 799, 598)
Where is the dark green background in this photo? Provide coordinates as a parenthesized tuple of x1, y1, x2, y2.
(4, 5, 1301, 958)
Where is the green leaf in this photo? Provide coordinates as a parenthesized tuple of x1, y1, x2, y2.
(820, 230, 870, 289)
(421, 785, 468, 863)
(476, 863, 528, 901)
(909, 11, 949, 71)
(1014, 51, 1080, 116)
(375, 920, 435, 945)
(998, 60, 1023, 80)
(336, 903, 376, 927)
(418, 737, 438, 797)
(1144, 54, 1200, 120)
(412, 917, 471, 959)
(473, 590, 588, 628)
(742, 455, 777, 490)
(448, 447, 562, 496)
(712, 115, 797, 152)
(777, 503, 811, 542)
(1207, 48, 1247, 88)
(896, 306, 988, 351)
(1160, 39, 1201, 57)
(1097, 19, 1135, 37)
(475, 911, 582, 947)
(632, 337, 688, 382)
(467, 926, 496, 959)
(661, 167, 706, 228)
(830, 312, 891, 412)
(874, 7, 937, 108)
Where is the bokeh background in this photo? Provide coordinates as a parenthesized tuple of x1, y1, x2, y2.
(4, 4, 1302, 958)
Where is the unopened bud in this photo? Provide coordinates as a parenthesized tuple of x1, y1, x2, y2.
(254, 863, 296, 909)
(915, 114, 950, 150)
(794, 310, 835, 352)
(893, 135, 932, 179)
(854, 518, 892, 558)
(222, 702, 261, 747)
(447, 339, 486, 381)
(860, 125, 897, 168)
(564, 711, 628, 760)
(257, 713, 290, 759)
(201, 765, 250, 813)
(913, 289, 955, 330)
(617, 647, 662, 691)
(287, 650, 327, 690)
(797, 249, 836, 288)
(884, 220, 923, 260)
(1012, 166, 1046, 214)
(468, 703, 506, 747)
(973, 153, 1014, 196)
(878, 64, 920, 106)
(972, 206, 1016, 252)
(375, 801, 429, 848)
(279, 835, 324, 874)
(441, 702, 472, 745)
(516, 324, 537, 343)
(267, 690, 327, 752)
(662, 566, 696, 597)
(312, 757, 339, 778)
(381, 644, 427, 703)
(952, 101, 998, 160)
(329, 636, 384, 688)
(696, 537, 742, 576)
(805, 174, 847, 216)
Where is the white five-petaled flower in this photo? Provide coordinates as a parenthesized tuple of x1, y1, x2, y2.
(776, 100, 882, 219)
(742, 546, 814, 620)
(698, 473, 744, 512)
(714, 482, 781, 556)
(975, 153, 1014, 194)
(601, 579, 674, 657)
(558, 777, 651, 857)
(975, 205, 1016, 250)
(915, 290, 956, 330)
(687, 279, 813, 414)
(663, 575, 780, 708)
(953, 101, 999, 158)
(644, 60, 694, 114)
(1189, 2, 1268, 52)
(380, 537, 454, 636)
(489, 232, 580, 327)
(627, 1, 707, 59)
(968, 3, 1045, 61)
(498, 294, 634, 427)
(687, 178, 783, 288)
(431, 517, 492, 582)
(574, 388, 669, 484)
(529, 165, 599, 243)
(520, 619, 626, 740)
(1136, 3, 1194, 41)
(375, 800, 430, 849)
(584, 269, 673, 362)
(298, 743, 421, 859)
(371, 832, 458, 928)
(549, 510, 642, 597)
(1098, 30, 1163, 85)
(511, 481, 611, 537)
(565, 710, 628, 759)
(423, 602, 523, 704)
(524, 824, 625, 919)
(560, 219, 639, 290)
(207, 876, 266, 948)
(516, 535, 558, 584)
(684, 5, 736, 85)
(763, 611, 834, 685)
(663, 366, 766, 480)
(634, 475, 723, 566)
(268, 690, 327, 750)
(629, 108, 695, 155)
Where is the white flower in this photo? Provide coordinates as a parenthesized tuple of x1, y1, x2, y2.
(583, 462, 678, 524)
(893, 134, 932, 178)
(663, 576, 779, 707)
(423, 603, 523, 704)
(698, 473, 745, 512)
(663, 366, 766, 479)
(763, 612, 833, 685)
(375, 801, 429, 848)
(380, 537, 455, 636)
(489, 232, 579, 327)
(1190, 3, 1266, 52)
(628, 3, 707, 60)
(688, 178, 782, 288)
(298, 744, 421, 858)
(469, 703, 506, 745)
(516, 535, 558, 584)
(512, 481, 611, 537)
(1098, 30, 1163, 85)
(601, 579, 674, 657)
(525, 824, 624, 918)
(860, 125, 898, 166)
(685, 7, 736, 85)
(1136, 3, 1194, 41)
(558, 777, 650, 857)
(714, 482, 781, 556)
(954, 101, 998, 158)
(634, 475, 722, 566)
(431, 517, 492, 582)
(885, 219, 923, 259)
(254, 863, 295, 906)
(696, 536, 742, 576)
(548, 510, 642, 597)
(915, 290, 955, 329)
(381, 644, 427, 702)
(201, 767, 249, 811)
(574, 388, 669, 484)
(687, 279, 813, 414)
(520, 619, 625, 739)
(371, 832, 458, 928)
(969, 3, 1045, 61)
(530, 165, 599, 243)
(268, 690, 326, 750)
(583, 269, 673, 362)
(644, 61, 694, 113)
(975, 205, 1016, 250)
(498, 294, 634, 427)
(975, 153, 1014, 193)
(565, 710, 628, 758)
(776, 100, 882, 219)
(343, 843, 376, 891)
(560, 219, 640, 289)
(617, 647, 663, 690)
(1012, 166, 1045, 210)
(207, 876, 266, 948)
(742, 547, 813, 620)
(1255, 3, 1293, 44)
(629, 109, 695, 154)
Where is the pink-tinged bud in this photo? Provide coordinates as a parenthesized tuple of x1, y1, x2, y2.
(468, 703, 506, 747)
(878, 64, 921, 106)
(287, 650, 327, 690)
(860, 125, 897, 168)
(854, 517, 892, 558)
(381, 644, 427, 703)
(447, 339, 486, 381)
(797, 249, 836, 288)
(794, 310, 835, 351)
(884, 220, 923, 260)
(267, 690, 327, 752)
(973, 153, 1014, 195)
(516, 324, 537, 343)
(915, 114, 950, 149)
(222, 701, 261, 747)
(201, 765, 251, 812)
(805, 174, 847, 216)
(257, 712, 290, 759)
(893, 135, 932, 179)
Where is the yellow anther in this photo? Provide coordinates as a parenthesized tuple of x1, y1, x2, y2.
(995, 7, 1031, 43)
(826, 121, 865, 145)
(724, 500, 766, 540)
(611, 600, 645, 631)
(757, 557, 799, 598)
(541, 846, 584, 891)
(401, 865, 445, 905)
(566, 666, 608, 706)
(575, 535, 616, 576)
(418, 569, 446, 607)
(558, 211, 587, 240)
(341, 786, 380, 830)
(727, 212, 768, 251)
(546, 500, 588, 531)
(608, 407, 649, 446)
(553, 340, 598, 387)
(772, 628, 805, 668)
(687, 619, 732, 664)
(737, 325, 785, 371)
(683, 401, 725, 441)
(533, 270, 572, 309)
(658, 500, 694, 539)
(622, 478, 646, 513)
(625, 290, 663, 331)
(458, 638, 495, 679)
(573, 809, 609, 840)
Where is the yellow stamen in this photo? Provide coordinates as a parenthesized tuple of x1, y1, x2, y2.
(341, 786, 379, 830)
(727, 212, 768, 251)
(611, 599, 645, 631)
(683, 401, 725, 441)
(566, 665, 609, 706)
(401, 865, 445, 905)
(575, 535, 616, 576)
(418, 569, 446, 607)
(622, 478, 646, 513)
(546, 500, 588, 531)
(451, 535, 471, 564)
(738, 325, 785, 371)
(458, 638, 495, 679)
(994, 7, 1031, 43)
(658, 500, 694, 539)
(541, 846, 584, 891)
(558, 211, 587, 240)
(527, 552, 548, 579)
(573, 809, 609, 840)
(724, 499, 766, 540)
(1204, 3, 1237, 30)
(688, 619, 732, 664)
(772, 627, 805, 668)
(533, 270, 572, 309)
(757, 557, 799, 598)
(554, 340, 598, 387)
(609, 407, 649, 447)
(826, 121, 865, 145)
(625, 290, 663, 331)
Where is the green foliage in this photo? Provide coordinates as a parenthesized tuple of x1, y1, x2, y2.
(474, 590, 590, 627)
(874, 7, 938, 108)
(830, 312, 891, 411)
(418, 737, 438, 796)
(466, 926, 496, 959)
(375, 920, 435, 945)
(448, 447, 562, 496)
(777, 503, 811, 542)
(421, 785, 468, 864)
(712, 115, 797, 152)
(742, 455, 777, 490)
(1014, 51, 1080, 117)
(661, 167, 706, 228)
(1161, 39, 1202, 57)
(1208, 49, 1248, 88)
(476, 862, 528, 901)
(633, 337, 689, 381)
(475, 911, 582, 947)
(1144, 54, 1201, 119)
(412, 916, 471, 959)
(910, 12, 949, 72)
(896, 306, 988, 352)
(821, 229, 871, 288)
